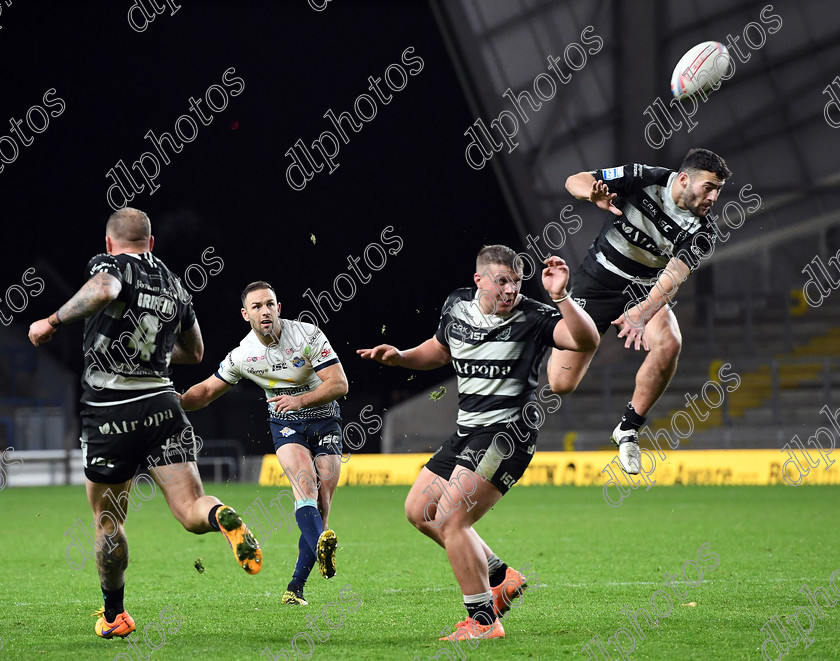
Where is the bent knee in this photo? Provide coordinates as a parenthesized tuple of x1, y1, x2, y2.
(656, 328, 682, 357)
(437, 512, 471, 539)
(405, 502, 424, 528)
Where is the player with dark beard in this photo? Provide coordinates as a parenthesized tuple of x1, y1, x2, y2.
(549, 148, 731, 474)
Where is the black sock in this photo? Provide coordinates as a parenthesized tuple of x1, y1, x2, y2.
(208, 504, 223, 531)
(619, 402, 645, 431)
(465, 599, 496, 626)
(489, 563, 509, 588)
(103, 585, 125, 622)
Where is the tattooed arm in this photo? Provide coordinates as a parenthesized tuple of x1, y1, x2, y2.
(28, 272, 121, 346)
(170, 319, 204, 364)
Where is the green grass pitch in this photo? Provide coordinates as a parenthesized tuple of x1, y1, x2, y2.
(1, 483, 839, 660)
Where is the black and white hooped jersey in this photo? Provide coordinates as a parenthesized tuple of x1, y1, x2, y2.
(583, 163, 719, 288)
(434, 288, 560, 429)
(214, 319, 341, 421)
(81, 252, 196, 405)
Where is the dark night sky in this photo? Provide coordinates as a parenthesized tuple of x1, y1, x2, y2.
(1, 1, 524, 452)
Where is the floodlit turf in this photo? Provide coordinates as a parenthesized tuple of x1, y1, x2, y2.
(2, 483, 839, 660)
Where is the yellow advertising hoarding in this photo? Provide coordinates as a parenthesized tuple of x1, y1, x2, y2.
(258, 449, 840, 487)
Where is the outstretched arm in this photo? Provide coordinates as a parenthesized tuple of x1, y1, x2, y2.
(28, 272, 122, 346)
(566, 171, 622, 216)
(179, 374, 233, 411)
(357, 337, 451, 370)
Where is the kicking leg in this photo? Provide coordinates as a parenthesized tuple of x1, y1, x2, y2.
(314, 453, 341, 529)
(313, 453, 341, 579)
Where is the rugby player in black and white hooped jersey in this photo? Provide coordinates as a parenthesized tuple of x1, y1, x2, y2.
(549, 148, 732, 475)
(27, 208, 261, 641)
(180, 281, 348, 606)
(358, 245, 599, 642)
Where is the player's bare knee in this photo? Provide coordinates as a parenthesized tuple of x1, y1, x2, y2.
(293, 471, 319, 501)
(649, 322, 681, 358)
(660, 328, 682, 358)
(95, 516, 121, 540)
(408, 498, 437, 530)
(405, 502, 422, 528)
(437, 513, 468, 541)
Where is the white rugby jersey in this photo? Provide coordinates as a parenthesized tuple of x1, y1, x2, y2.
(214, 319, 340, 420)
(435, 288, 560, 429)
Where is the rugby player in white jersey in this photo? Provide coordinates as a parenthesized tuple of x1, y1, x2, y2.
(358, 245, 599, 641)
(180, 281, 348, 605)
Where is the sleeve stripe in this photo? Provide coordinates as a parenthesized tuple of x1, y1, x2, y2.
(213, 371, 237, 386)
(313, 357, 340, 372)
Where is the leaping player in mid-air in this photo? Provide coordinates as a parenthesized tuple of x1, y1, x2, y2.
(359, 245, 599, 641)
(547, 148, 732, 474)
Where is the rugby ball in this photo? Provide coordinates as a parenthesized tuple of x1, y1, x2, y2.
(671, 41, 731, 100)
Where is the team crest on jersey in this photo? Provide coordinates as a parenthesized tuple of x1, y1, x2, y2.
(292, 356, 306, 368)
(495, 326, 512, 341)
(603, 166, 624, 180)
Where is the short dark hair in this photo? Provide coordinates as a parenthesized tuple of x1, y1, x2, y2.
(241, 281, 275, 307)
(679, 148, 732, 181)
(476, 244, 523, 274)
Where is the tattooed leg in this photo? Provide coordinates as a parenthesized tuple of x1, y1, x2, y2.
(86, 478, 133, 591)
(96, 522, 129, 590)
